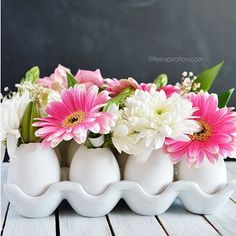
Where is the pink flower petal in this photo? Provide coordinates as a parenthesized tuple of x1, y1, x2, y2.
(188, 141, 201, 157)
(75, 69, 104, 88)
(37, 64, 70, 92)
(204, 141, 219, 154)
(210, 133, 232, 144)
(204, 150, 218, 164)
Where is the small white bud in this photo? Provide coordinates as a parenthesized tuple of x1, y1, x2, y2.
(184, 77, 191, 83)
(182, 71, 188, 77)
(189, 72, 193, 77)
(4, 87, 9, 92)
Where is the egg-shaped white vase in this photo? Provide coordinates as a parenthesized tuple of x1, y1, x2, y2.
(7, 143, 61, 196)
(124, 149, 174, 194)
(69, 145, 121, 195)
(176, 157, 227, 194)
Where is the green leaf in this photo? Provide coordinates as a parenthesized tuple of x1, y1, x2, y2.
(29, 102, 40, 142)
(20, 101, 40, 143)
(195, 61, 224, 91)
(153, 74, 168, 88)
(103, 86, 135, 112)
(67, 72, 78, 88)
(21, 102, 32, 143)
(218, 88, 234, 108)
(102, 134, 113, 148)
(84, 137, 93, 148)
(21, 66, 40, 84)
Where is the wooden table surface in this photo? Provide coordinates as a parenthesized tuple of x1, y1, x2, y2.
(1, 162, 236, 236)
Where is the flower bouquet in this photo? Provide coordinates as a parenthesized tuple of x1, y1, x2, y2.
(1, 62, 236, 217)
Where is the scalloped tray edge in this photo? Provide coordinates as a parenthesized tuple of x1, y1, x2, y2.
(4, 180, 236, 218)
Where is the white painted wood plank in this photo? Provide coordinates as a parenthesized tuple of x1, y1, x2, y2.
(1, 162, 9, 230)
(2, 163, 56, 236)
(205, 200, 236, 236)
(2, 205, 56, 236)
(226, 162, 236, 201)
(59, 201, 111, 236)
(227, 168, 236, 181)
(108, 201, 166, 236)
(158, 200, 219, 236)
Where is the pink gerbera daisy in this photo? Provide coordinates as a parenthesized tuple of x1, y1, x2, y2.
(34, 85, 115, 148)
(164, 92, 236, 166)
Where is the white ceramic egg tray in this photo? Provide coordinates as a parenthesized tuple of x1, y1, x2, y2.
(4, 175, 236, 218)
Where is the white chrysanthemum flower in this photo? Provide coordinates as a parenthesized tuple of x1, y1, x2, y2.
(0, 91, 31, 142)
(111, 90, 200, 162)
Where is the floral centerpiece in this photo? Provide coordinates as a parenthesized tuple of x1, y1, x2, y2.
(1, 61, 235, 197)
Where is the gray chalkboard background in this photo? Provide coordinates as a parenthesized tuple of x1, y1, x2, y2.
(1, 0, 236, 163)
(2, 0, 236, 106)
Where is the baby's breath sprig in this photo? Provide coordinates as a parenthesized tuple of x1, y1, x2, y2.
(176, 71, 201, 96)
(0, 87, 17, 101)
(15, 81, 61, 115)
(15, 81, 60, 107)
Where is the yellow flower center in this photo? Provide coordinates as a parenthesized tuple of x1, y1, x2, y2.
(189, 120, 212, 141)
(63, 111, 86, 127)
(155, 107, 166, 115)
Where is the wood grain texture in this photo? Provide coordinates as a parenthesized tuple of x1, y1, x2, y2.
(226, 162, 236, 201)
(1, 163, 9, 229)
(59, 201, 112, 236)
(158, 200, 219, 236)
(2, 205, 56, 236)
(205, 200, 236, 236)
(108, 201, 167, 236)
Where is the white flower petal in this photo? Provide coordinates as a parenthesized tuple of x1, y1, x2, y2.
(0, 92, 30, 142)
